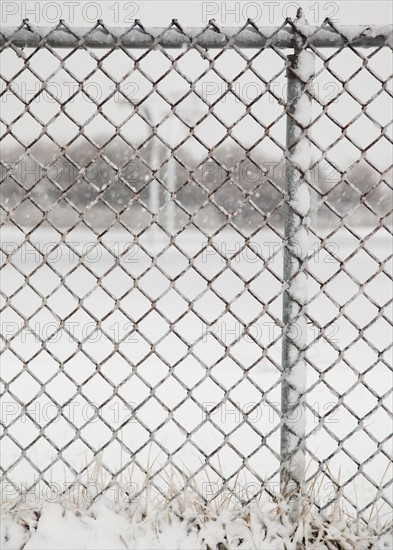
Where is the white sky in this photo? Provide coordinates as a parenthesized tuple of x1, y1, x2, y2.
(0, 1, 392, 27)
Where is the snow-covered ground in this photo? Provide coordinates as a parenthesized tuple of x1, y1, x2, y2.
(2, 496, 392, 550)
(1, 222, 392, 536)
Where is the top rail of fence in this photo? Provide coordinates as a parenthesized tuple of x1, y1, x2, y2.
(0, 21, 392, 49)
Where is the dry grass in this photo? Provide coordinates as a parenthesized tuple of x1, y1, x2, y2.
(1, 458, 391, 550)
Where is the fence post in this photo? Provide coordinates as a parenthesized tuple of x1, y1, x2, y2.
(280, 9, 314, 519)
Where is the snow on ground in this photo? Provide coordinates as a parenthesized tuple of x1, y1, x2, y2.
(1, 223, 392, 533)
(1, 496, 392, 550)
(3, 500, 295, 550)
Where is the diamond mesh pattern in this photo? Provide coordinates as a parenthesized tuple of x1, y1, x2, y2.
(0, 19, 392, 521)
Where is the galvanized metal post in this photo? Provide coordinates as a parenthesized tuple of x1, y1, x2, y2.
(280, 10, 314, 519)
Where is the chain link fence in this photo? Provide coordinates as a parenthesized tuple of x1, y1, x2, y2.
(0, 17, 392, 523)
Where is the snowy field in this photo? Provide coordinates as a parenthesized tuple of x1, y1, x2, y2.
(1, 222, 391, 526)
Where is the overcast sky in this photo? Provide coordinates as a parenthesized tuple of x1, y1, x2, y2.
(0, 0, 392, 27)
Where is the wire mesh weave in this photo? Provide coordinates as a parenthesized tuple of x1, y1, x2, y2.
(0, 19, 392, 521)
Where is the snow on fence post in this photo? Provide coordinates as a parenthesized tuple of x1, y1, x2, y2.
(280, 9, 314, 520)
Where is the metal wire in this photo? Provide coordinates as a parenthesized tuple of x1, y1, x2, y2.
(0, 17, 392, 522)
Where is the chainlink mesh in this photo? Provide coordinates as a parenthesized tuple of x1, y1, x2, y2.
(0, 19, 392, 521)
